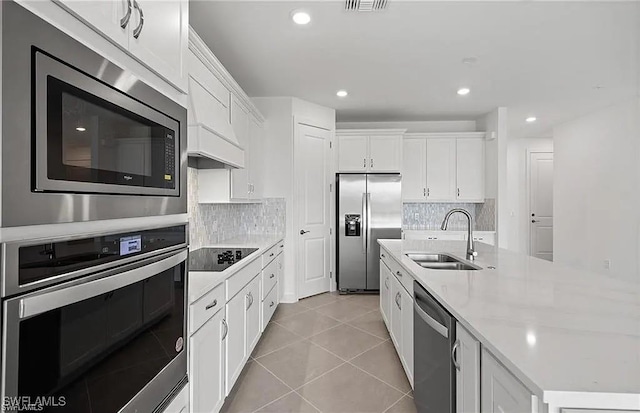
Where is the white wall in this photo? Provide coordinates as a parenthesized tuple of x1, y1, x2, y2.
(477, 107, 508, 248)
(506, 138, 554, 255)
(336, 120, 476, 133)
(553, 97, 640, 281)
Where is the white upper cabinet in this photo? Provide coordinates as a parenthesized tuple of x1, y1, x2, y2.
(128, 0, 188, 91)
(56, 1, 130, 48)
(401, 133, 485, 203)
(456, 138, 485, 202)
(230, 104, 263, 201)
(337, 130, 405, 173)
(402, 138, 427, 201)
(248, 117, 264, 199)
(338, 135, 368, 172)
(56, 0, 188, 91)
(369, 135, 402, 172)
(426, 138, 458, 201)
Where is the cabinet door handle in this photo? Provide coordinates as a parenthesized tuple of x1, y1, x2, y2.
(452, 339, 461, 370)
(423, 188, 426, 197)
(120, 0, 132, 28)
(269, 273, 275, 279)
(270, 301, 275, 308)
(222, 319, 228, 340)
(205, 299, 218, 310)
(385, 278, 389, 289)
(381, 253, 385, 258)
(457, 188, 460, 197)
(270, 253, 275, 257)
(132, 0, 144, 39)
(370, 158, 374, 168)
(363, 158, 366, 168)
(396, 270, 402, 277)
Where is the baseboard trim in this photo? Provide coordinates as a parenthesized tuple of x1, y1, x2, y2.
(280, 293, 297, 303)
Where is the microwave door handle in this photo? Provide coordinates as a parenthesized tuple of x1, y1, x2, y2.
(19, 249, 187, 319)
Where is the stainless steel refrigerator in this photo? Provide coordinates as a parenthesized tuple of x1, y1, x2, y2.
(337, 174, 402, 292)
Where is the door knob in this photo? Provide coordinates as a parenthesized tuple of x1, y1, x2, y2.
(300, 230, 310, 235)
(531, 219, 538, 223)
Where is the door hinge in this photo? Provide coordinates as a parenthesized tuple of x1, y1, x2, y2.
(330, 228, 333, 235)
(329, 183, 332, 192)
(330, 271, 333, 279)
(329, 141, 332, 149)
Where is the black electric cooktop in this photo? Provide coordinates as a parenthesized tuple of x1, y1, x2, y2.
(189, 247, 259, 272)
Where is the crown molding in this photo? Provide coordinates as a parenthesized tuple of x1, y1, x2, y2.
(336, 129, 407, 136)
(404, 131, 487, 139)
(188, 27, 265, 123)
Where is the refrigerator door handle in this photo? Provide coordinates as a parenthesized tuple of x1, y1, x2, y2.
(362, 192, 367, 253)
(366, 192, 371, 252)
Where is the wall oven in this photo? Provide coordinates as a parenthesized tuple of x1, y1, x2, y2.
(1, 1, 187, 227)
(1, 225, 188, 413)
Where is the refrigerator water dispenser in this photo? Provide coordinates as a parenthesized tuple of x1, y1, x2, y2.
(344, 214, 361, 236)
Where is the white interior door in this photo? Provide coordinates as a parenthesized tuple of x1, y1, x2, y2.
(529, 152, 554, 261)
(297, 123, 331, 299)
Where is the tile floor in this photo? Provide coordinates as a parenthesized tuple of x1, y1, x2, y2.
(220, 292, 417, 413)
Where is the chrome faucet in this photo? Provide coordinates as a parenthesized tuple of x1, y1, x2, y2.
(441, 208, 478, 261)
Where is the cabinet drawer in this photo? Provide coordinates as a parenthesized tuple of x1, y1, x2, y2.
(385, 255, 413, 295)
(262, 283, 278, 329)
(262, 244, 279, 267)
(226, 258, 262, 301)
(190, 283, 224, 334)
(261, 258, 278, 300)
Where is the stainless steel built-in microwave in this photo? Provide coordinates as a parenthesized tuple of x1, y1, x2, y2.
(0, 2, 187, 227)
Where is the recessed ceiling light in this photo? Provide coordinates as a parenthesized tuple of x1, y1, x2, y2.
(76, 127, 86, 132)
(292, 10, 311, 25)
(457, 88, 470, 96)
(526, 117, 537, 123)
(336, 90, 348, 98)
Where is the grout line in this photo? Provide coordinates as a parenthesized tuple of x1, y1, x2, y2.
(347, 359, 411, 395)
(250, 390, 295, 413)
(382, 392, 406, 413)
(344, 317, 391, 341)
(290, 361, 346, 391)
(292, 389, 323, 413)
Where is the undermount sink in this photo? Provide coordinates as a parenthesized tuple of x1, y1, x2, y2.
(406, 253, 481, 271)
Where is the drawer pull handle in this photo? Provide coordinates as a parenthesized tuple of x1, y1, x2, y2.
(222, 319, 228, 340)
(396, 270, 402, 277)
(280, 244, 284, 248)
(270, 253, 274, 257)
(270, 274, 275, 279)
(270, 301, 275, 307)
(381, 253, 385, 258)
(205, 299, 218, 310)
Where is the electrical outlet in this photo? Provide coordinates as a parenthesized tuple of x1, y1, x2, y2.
(414, 213, 420, 220)
(604, 259, 611, 270)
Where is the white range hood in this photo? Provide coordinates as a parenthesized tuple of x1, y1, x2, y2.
(187, 76, 244, 169)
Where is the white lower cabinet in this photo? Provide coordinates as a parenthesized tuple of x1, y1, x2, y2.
(379, 260, 391, 327)
(190, 309, 225, 413)
(225, 289, 247, 395)
(456, 323, 480, 413)
(390, 274, 403, 350)
(245, 276, 261, 355)
(399, 284, 413, 386)
(481, 347, 534, 413)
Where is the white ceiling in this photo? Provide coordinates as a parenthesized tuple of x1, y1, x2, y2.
(190, 1, 640, 138)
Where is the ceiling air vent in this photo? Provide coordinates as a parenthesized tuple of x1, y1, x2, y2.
(345, 0, 388, 12)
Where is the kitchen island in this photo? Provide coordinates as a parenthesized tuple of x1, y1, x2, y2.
(378, 239, 640, 413)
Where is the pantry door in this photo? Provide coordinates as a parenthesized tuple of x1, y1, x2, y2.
(296, 122, 332, 299)
(529, 152, 554, 261)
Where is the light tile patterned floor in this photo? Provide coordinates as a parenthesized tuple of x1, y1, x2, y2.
(220, 292, 417, 413)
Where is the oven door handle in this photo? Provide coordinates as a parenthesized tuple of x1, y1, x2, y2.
(19, 249, 188, 319)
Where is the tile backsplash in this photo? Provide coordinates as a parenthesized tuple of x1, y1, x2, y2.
(403, 198, 495, 231)
(188, 167, 285, 249)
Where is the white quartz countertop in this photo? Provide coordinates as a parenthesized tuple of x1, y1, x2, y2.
(188, 235, 283, 304)
(378, 239, 640, 407)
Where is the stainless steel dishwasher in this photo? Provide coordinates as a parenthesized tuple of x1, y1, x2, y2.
(414, 281, 456, 413)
